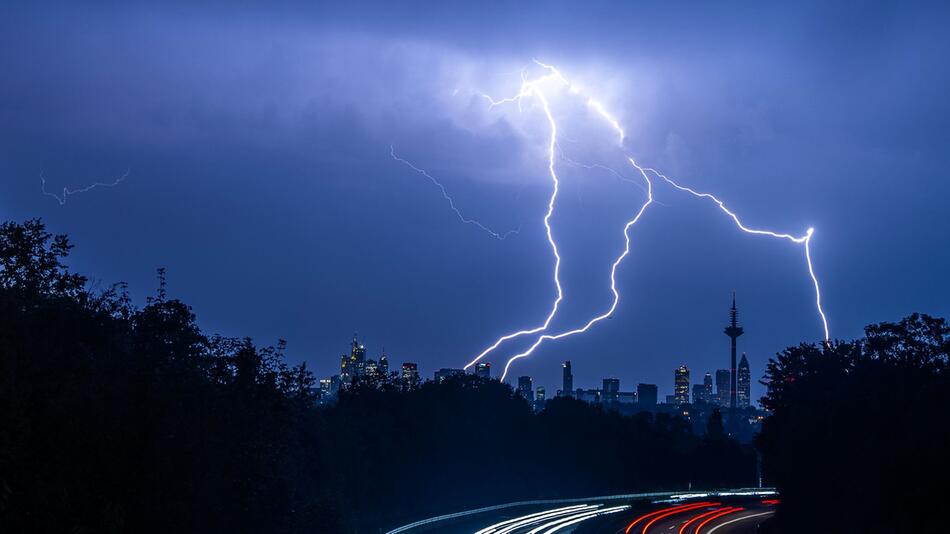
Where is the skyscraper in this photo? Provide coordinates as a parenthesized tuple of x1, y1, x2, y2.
(637, 383, 658, 408)
(723, 294, 744, 409)
(535, 386, 546, 402)
(692, 384, 706, 404)
(474, 362, 491, 379)
(602, 378, 620, 403)
(350, 334, 366, 376)
(379, 353, 389, 375)
(518, 376, 533, 400)
(703, 372, 714, 403)
(674, 365, 690, 405)
(562, 361, 574, 397)
(737, 353, 751, 408)
(715, 369, 731, 407)
(401, 362, 418, 388)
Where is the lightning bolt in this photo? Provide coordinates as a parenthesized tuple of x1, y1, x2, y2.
(390, 145, 520, 240)
(41, 169, 129, 206)
(452, 60, 831, 381)
(641, 165, 830, 341)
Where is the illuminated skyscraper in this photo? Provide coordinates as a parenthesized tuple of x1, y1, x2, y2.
(517, 376, 533, 400)
(535, 386, 546, 402)
(562, 361, 574, 397)
(379, 353, 389, 375)
(723, 294, 744, 409)
(674, 365, 690, 405)
(602, 378, 620, 403)
(350, 335, 367, 377)
(703, 372, 714, 403)
(401, 362, 419, 388)
(715, 369, 731, 407)
(475, 362, 491, 379)
(737, 353, 751, 408)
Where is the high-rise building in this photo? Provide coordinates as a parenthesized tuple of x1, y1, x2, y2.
(715, 369, 731, 407)
(518, 376, 533, 400)
(562, 361, 574, 397)
(692, 384, 706, 404)
(637, 383, 658, 408)
(737, 353, 751, 408)
(703, 373, 714, 403)
(535, 386, 546, 402)
(401, 362, 419, 387)
(379, 353, 389, 375)
(434, 368, 464, 383)
(723, 294, 744, 409)
(319, 378, 332, 397)
(602, 378, 620, 403)
(674, 365, 690, 405)
(350, 335, 366, 376)
(475, 362, 491, 379)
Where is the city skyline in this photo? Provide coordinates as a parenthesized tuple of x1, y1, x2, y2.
(322, 297, 760, 408)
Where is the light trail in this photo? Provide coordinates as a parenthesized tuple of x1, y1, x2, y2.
(693, 508, 745, 533)
(678, 507, 734, 534)
(473, 504, 592, 534)
(704, 510, 774, 533)
(641, 503, 725, 534)
(527, 505, 630, 534)
(456, 60, 832, 379)
(624, 502, 719, 534)
(639, 166, 830, 341)
(41, 169, 129, 206)
(390, 145, 520, 240)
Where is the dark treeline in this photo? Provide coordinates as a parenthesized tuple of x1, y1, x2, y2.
(757, 313, 949, 533)
(0, 220, 755, 533)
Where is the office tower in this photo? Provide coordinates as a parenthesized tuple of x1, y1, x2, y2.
(535, 386, 546, 402)
(350, 334, 367, 377)
(703, 373, 713, 403)
(379, 353, 389, 375)
(562, 361, 574, 397)
(724, 293, 744, 409)
(401, 362, 418, 387)
(518, 376, 533, 400)
(674, 364, 690, 405)
(602, 378, 620, 403)
(715, 369, 731, 407)
(319, 378, 332, 397)
(737, 353, 751, 408)
(475, 362, 491, 379)
(637, 383, 658, 407)
(692, 384, 705, 404)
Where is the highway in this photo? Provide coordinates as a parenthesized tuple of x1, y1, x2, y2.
(385, 490, 777, 534)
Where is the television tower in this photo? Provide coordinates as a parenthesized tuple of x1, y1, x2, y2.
(724, 293, 744, 409)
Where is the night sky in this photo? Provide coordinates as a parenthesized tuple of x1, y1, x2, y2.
(3, 2, 949, 401)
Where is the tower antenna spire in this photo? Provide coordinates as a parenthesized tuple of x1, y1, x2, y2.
(724, 293, 744, 409)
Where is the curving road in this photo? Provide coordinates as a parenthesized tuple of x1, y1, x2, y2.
(385, 490, 778, 534)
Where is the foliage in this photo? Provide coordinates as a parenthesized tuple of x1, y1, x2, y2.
(757, 314, 950, 533)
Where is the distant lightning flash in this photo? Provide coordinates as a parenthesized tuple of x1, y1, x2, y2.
(41, 169, 129, 206)
(455, 60, 831, 380)
(390, 145, 520, 240)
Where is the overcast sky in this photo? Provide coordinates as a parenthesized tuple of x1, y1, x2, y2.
(2, 1, 948, 401)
